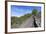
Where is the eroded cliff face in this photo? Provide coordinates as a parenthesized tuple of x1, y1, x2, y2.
(34, 16, 41, 27)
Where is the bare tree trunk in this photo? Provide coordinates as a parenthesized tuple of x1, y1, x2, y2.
(33, 16, 38, 27)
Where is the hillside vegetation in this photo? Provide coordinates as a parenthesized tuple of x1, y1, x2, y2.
(11, 13, 32, 28)
(11, 9, 41, 28)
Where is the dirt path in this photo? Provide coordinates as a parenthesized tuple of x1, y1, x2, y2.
(20, 16, 34, 28)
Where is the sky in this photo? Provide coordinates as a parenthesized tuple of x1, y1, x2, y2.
(11, 5, 41, 17)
